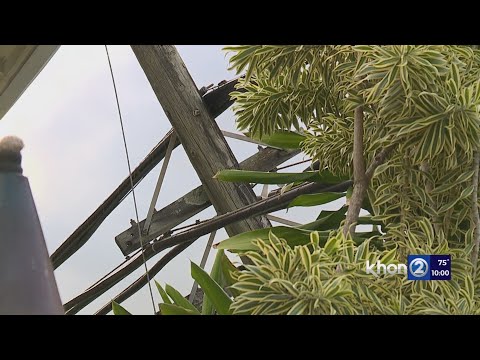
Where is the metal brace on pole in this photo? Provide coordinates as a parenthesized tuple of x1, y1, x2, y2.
(261, 184, 269, 199)
(266, 214, 302, 227)
(189, 230, 216, 303)
(143, 132, 177, 235)
(221, 130, 279, 148)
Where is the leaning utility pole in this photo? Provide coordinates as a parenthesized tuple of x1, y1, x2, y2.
(130, 45, 271, 240)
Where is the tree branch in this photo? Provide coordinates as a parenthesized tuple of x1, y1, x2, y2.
(365, 145, 395, 181)
(343, 107, 367, 237)
(343, 108, 396, 237)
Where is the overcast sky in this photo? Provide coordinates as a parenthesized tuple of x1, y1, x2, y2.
(0, 45, 342, 314)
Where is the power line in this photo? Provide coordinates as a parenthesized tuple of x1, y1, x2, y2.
(104, 45, 156, 315)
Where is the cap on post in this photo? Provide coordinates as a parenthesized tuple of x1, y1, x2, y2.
(0, 136, 64, 314)
(0, 136, 24, 173)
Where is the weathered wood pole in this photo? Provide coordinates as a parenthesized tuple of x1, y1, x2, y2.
(130, 45, 271, 240)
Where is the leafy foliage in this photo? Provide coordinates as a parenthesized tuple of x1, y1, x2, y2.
(231, 223, 480, 315)
(221, 45, 480, 315)
(112, 301, 131, 315)
(156, 257, 239, 316)
(191, 261, 232, 315)
(114, 223, 480, 315)
(226, 45, 480, 257)
(114, 46, 480, 316)
(215, 212, 381, 252)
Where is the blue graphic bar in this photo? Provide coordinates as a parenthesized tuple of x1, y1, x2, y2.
(407, 255, 451, 281)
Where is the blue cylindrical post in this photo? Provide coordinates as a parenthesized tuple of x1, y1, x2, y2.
(0, 136, 63, 314)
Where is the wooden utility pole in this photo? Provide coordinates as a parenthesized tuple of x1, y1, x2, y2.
(131, 45, 271, 240)
(51, 79, 239, 269)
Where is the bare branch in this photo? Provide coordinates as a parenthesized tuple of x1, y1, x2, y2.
(353, 107, 366, 182)
(343, 107, 367, 237)
(343, 108, 396, 237)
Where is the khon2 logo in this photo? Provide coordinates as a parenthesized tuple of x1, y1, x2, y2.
(365, 255, 451, 280)
(407, 255, 451, 280)
(408, 255, 430, 280)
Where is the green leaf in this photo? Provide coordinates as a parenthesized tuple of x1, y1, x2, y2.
(459, 186, 474, 199)
(357, 216, 384, 226)
(324, 234, 341, 255)
(362, 190, 375, 215)
(248, 130, 306, 149)
(244, 56, 258, 83)
(299, 246, 312, 269)
(289, 206, 349, 232)
(316, 205, 348, 220)
(288, 192, 345, 208)
(437, 199, 460, 214)
(281, 182, 295, 195)
(312, 207, 348, 230)
(112, 301, 131, 315)
(353, 232, 383, 248)
(380, 247, 397, 265)
(451, 62, 461, 90)
(214, 169, 348, 185)
(373, 192, 398, 207)
(202, 250, 240, 314)
(155, 281, 172, 305)
(455, 170, 475, 184)
(202, 250, 223, 315)
(346, 186, 353, 199)
(355, 239, 370, 262)
(215, 226, 330, 252)
(465, 275, 474, 298)
(191, 262, 233, 315)
(287, 300, 308, 315)
(353, 45, 375, 52)
(215, 170, 314, 184)
(165, 284, 200, 314)
(160, 303, 200, 315)
(220, 253, 242, 297)
(310, 231, 320, 247)
(411, 183, 427, 207)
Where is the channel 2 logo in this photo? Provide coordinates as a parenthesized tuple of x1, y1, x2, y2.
(407, 255, 451, 280)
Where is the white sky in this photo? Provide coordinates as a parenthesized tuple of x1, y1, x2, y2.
(0, 45, 344, 314)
